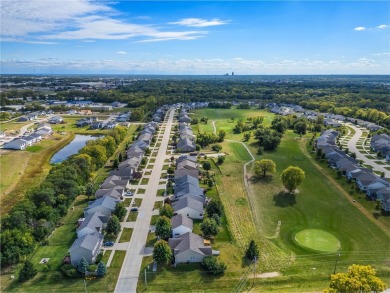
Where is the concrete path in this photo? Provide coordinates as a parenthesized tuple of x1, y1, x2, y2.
(346, 123, 390, 178)
(114, 108, 175, 293)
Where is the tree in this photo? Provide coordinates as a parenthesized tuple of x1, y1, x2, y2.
(153, 240, 172, 265)
(243, 132, 251, 141)
(167, 166, 175, 175)
(211, 144, 222, 152)
(217, 156, 225, 164)
(159, 204, 174, 218)
(202, 161, 211, 171)
(218, 130, 226, 142)
(113, 202, 127, 221)
(324, 264, 386, 293)
(155, 216, 172, 240)
(18, 260, 38, 282)
(206, 200, 223, 217)
(106, 215, 121, 236)
(202, 256, 227, 275)
(245, 240, 259, 261)
(113, 158, 119, 169)
(77, 257, 89, 274)
(200, 218, 219, 238)
(254, 159, 276, 177)
(96, 261, 107, 277)
(281, 166, 305, 193)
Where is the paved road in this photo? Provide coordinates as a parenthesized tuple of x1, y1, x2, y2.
(346, 123, 390, 178)
(114, 108, 175, 293)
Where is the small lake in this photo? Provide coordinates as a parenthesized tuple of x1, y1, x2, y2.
(50, 135, 100, 164)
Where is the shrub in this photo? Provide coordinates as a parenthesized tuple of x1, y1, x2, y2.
(202, 256, 226, 275)
(87, 264, 97, 272)
(18, 260, 38, 282)
(60, 264, 80, 278)
(211, 144, 222, 152)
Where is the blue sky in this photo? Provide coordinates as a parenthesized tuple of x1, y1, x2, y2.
(1, 1, 389, 74)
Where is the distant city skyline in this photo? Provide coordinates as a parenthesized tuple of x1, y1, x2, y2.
(1, 1, 389, 74)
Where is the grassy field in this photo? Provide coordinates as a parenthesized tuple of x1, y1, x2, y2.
(0, 133, 75, 213)
(119, 228, 133, 243)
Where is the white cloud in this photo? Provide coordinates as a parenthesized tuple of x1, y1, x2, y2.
(376, 24, 389, 29)
(169, 18, 228, 27)
(354, 26, 366, 31)
(0, 0, 212, 43)
(116, 51, 127, 54)
(1, 57, 387, 74)
(373, 52, 390, 56)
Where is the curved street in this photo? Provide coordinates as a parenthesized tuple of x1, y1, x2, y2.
(346, 123, 390, 178)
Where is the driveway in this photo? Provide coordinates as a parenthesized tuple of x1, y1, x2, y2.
(346, 123, 389, 178)
(114, 108, 175, 293)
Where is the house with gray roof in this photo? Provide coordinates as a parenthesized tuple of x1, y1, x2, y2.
(377, 187, 390, 212)
(95, 186, 124, 200)
(176, 138, 196, 153)
(356, 172, 379, 191)
(174, 169, 199, 179)
(84, 196, 119, 217)
(366, 181, 390, 199)
(69, 231, 103, 265)
(77, 212, 108, 239)
(177, 160, 198, 170)
(346, 168, 372, 181)
(127, 146, 144, 159)
(171, 214, 193, 238)
(176, 155, 197, 165)
(48, 116, 63, 124)
(168, 232, 212, 264)
(173, 197, 204, 219)
(174, 183, 204, 202)
(3, 139, 27, 150)
(175, 174, 199, 188)
(100, 175, 128, 190)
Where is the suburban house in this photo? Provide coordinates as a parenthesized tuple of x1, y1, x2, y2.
(370, 134, 390, 154)
(3, 139, 27, 150)
(366, 181, 390, 199)
(18, 116, 30, 122)
(386, 150, 390, 162)
(177, 160, 198, 171)
(376, 187, 390, 212)
(84, 196, 120, 217)
(168, 232, 212, 264)
(175, 174, 200, 188)
(90, 121, 106, 130)
(355, 172, 379, 191)
(127, 146, 145, 158)
(173, 197, 204, 219)
(176, 155, 197, 165)
(174, 169, 199, 179)
(95, 187, 124, 200)
(76, 212, 108, 238)
(100, 175, 128, 190)
(76, 118, 92, 127)
(171, 214, 193, 238)
(174, 183, 204, 202)
(346, 168, 372, 181)
(69, 231, 103, 265)
(30, 133, 42, 141)
(48, 116, 63, 124)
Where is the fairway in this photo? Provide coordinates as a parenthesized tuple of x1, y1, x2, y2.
(295, 229, 340, 252)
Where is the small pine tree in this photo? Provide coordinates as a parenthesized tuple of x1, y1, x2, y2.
(245, 240, 259, 261)
(19, 260, 38, 282)
(77, 257, 89, 274)
(96, 261, 107, 277)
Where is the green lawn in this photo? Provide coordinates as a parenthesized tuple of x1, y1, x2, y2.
(127, 211, 138, 222)
(140, 178, 150, 185)
(153, 201, 163, 210)
(137, 188, 146, 194)
(134, 198, 143, 206)
(119, 228, 133, 243)
(295, 229, 340, 252)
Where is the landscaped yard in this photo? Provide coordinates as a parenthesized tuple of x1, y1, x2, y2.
(119, 228, 134, 243)
(127, 211, 138, 222)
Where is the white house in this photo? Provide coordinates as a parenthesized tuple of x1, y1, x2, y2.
(171, 214, 193, 238)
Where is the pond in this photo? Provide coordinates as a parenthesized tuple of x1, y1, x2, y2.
(50, 135, 100, 164)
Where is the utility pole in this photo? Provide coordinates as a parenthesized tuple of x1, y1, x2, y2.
(253, 256, 257, 286)
(333, 250, 341, 274)
(144, 268, 147, 289)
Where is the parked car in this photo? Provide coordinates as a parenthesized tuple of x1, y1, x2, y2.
(103, 241, 114, 247)
(125, 190, 133, 196)
(130, 207, 139, 212)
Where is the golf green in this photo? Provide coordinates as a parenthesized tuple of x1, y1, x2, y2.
(295, 229, 341, 252)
